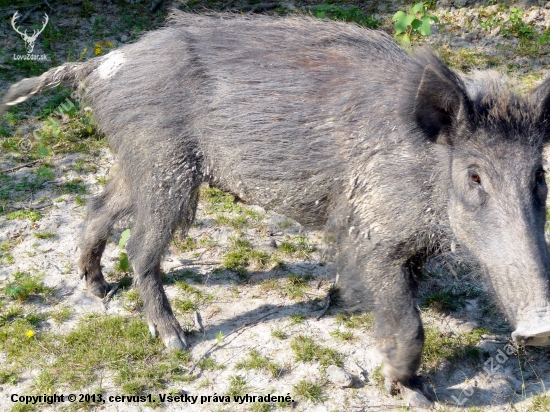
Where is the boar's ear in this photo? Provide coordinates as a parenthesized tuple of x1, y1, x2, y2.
(531, 77, 550, 133)
(414, 64, 471, 145)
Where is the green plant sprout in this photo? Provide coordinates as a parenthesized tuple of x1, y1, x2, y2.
(393, 2, 439, 46)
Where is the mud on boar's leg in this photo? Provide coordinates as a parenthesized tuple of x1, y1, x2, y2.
(78, 175, 133, 298)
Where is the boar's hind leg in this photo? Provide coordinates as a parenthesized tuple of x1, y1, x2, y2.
(126, 180, 201, 350)
(78, 174, 133, 298)
(374, 260, 424, 387)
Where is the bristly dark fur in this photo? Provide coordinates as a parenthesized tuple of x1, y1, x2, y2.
(3, 11, 550, 389)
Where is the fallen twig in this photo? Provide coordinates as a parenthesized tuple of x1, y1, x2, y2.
(481, 334, 509, 342)
(11, 201, 53, 211)
(189, 310, 278, 374)
(316, 293, 331, 321)
(1, 160, 41, 174)
(168, 260, 222, 272)
(103, 283, 121, 307)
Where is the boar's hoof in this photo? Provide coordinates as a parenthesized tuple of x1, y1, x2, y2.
(512, 322, 550, 346)
(87, 279, 111, 298)
(147, 316, 188, 350)
(385, 375, 435, 408)
(398, 382, 433, 409)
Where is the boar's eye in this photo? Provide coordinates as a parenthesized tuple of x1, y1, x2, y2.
(470, 173, 481, 185)
(536, 170, 545, 182)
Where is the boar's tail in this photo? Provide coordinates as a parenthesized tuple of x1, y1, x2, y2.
(0, 59, 101, 118)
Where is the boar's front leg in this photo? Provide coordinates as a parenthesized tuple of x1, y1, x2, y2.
(372, 256, 424, 388)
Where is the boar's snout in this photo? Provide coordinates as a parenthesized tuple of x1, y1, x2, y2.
(512, 306, 550, 346)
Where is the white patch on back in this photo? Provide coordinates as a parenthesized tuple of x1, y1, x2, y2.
(97, 51, 125, 79)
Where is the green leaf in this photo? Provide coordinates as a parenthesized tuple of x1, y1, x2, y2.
(410, 2, 424, 14)
(395, 32, 411, 47)
(510, 7, 518, 13)
(119, 229, 131, 249)
(395, 14, 415, 35)
(118, 253, 130, 273)
(411, 19, 422, 30)
(418, 15, 432, 36)
(314, 11, 326, 19)
(430, 14, 439, 23)
(392, 10, 406, 21)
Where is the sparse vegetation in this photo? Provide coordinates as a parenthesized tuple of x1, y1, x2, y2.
(292, 379, 326, 403)
(4, 271, 54, 302)
(290, 335, 343, 367)
(226, 375, 248, 397)
(312, 4, 380, 28)
(235, 349, 283, 378)
(198, 356, 226, 371)
(334, 312, 374, 331)
(422, 326, 486, 371)
(222, 234, 272, 276)
(0, 314, 192, 394)
(6, 210, 43, 222)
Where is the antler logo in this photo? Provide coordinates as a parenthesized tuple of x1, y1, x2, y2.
(11, 11, 49, 54)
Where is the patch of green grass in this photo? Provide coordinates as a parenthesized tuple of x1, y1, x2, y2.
(174, 236, 196, 251)
(282, 274, 312, 300)
(6, 210, 43, 222)
(329, 329, 354, 342)
(222, 235, 271, 276)
(122, 289, 142, 311)
(61, 179, 87, 194)
(50, 306, 73, 325)
(251, 403, 272, 412)
(8, 58, 48, 77)
(74, 159, 98, 174)
(271, 328, 287, 340)
(34, 232, 56, 240)
(422, 326, 485, 372)
(260, 278, 279, 292)
(0, 240, 16, 266)
(174, 281, 213, 304)
(289, 313, 305, 325)
(279, 235, 316, 259)
(439, 46, 502, 72)
(198, 356, 226, 371)
(0, 368, 18, 385)
(334, 312, 374, 331)
(226, 375, 248, 398)
(313, 4, 379, 28)
(529, 394, 550, 411)
(0, 315, 192, 394)
(235, 349, 283, 378)
(370, 365, 385, 387)
(172, 298, 197, 314)
(421, 290, 462, 312)
(290, 335, 343, 367)
(201, 186, 263, 229)
(292, 379, 325, 403)
(35, 107, 106, 156)
(4, 272, 54, 302)
(75, 194, 86, 206)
